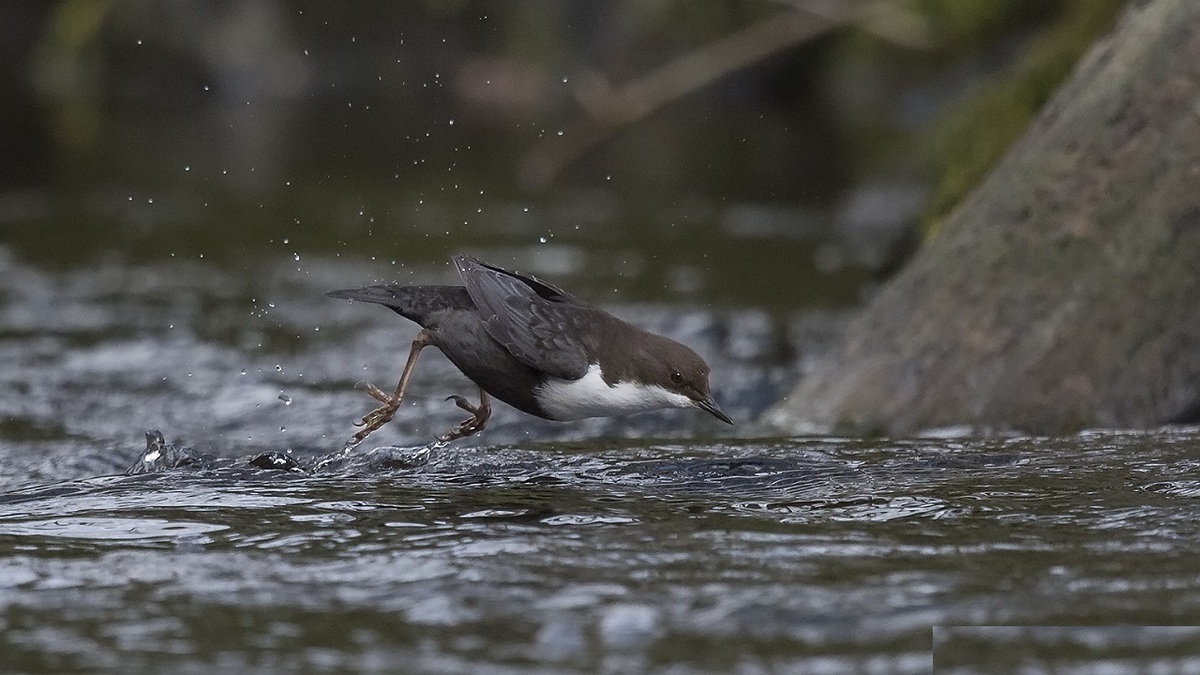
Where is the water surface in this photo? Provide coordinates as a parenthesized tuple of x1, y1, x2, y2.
(2, 233, 1199, 673)
(3, 430, 1200, 672)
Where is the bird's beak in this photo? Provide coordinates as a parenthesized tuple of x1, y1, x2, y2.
(696, 396, 733, 424)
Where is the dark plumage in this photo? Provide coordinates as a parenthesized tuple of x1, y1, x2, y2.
(326, 254, 731, 443)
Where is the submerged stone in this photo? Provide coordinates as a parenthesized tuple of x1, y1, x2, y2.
(125, 430, 209, 475)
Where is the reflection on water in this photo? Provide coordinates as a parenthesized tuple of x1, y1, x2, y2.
(2, 430, 1200, 672)
(935, 626, 1200, 674)
(0, 517, 227, 541)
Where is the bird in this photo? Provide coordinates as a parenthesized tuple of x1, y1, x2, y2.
(325, 254, 732, 443)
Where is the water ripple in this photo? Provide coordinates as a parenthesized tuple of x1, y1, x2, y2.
(0, 517, 226, 541)
(2, 429, 1200, 672)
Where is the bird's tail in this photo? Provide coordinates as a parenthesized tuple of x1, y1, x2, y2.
(325, 285, 473, 325)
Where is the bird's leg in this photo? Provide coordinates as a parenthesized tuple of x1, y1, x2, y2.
(437, 386, 491, 442)
(353, 330, 433, 443)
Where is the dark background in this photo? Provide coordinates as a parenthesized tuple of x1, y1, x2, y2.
(0, 0, 1119, 308)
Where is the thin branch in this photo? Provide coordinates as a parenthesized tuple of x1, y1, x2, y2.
(517, 0, 928, 190)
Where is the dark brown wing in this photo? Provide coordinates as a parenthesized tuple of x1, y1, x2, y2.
(453, 255, 591, 380)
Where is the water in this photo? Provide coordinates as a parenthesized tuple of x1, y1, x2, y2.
(3, 430, 1200, 673)
(8, 4, 1183, 669)
(2, 198, 1198, 673)
(2, 216, 1200, 672)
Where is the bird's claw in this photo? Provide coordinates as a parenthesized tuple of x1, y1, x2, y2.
(351, 382, 402, 442)
(436, 417, 486, 442)
(351, 385, 488, 444)
(356, 381, 392, 404)
(355, 404, 395, 428)
(436, 393, 489, 442)
(445, 394, 479, 414)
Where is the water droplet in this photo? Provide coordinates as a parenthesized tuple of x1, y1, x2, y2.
(275, 365, 283, 372)
(539, 236, 547, 244)
(239, 369, 247, 375)
(294, 253, 301, 262)
(278, 393, 292, 405)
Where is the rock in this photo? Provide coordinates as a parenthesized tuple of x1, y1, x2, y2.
(125, 430, 208, 475)
(764, 0, 1200, 435)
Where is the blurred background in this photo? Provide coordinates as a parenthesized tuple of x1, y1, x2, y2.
(0, 0, 1123, 306)
(0, 0, 1126, 457)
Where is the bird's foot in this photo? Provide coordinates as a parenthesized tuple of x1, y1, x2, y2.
(352, 382, 402, 443)
(361, 382, 392, 404)
(437, 394, 491, 442)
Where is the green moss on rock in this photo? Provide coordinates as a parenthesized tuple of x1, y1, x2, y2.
(922, 0, 1125, 235)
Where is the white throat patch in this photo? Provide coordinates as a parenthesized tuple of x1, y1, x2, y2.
(535, 363, 693, 421)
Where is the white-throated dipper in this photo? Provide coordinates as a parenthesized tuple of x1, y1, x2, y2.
(326, 254, 732, 443)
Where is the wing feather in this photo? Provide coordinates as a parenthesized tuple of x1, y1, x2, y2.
(454, 255, 590, 380)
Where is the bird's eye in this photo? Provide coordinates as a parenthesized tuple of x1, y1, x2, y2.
(669, 371, 684, 384)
